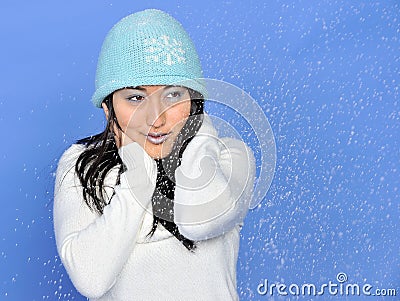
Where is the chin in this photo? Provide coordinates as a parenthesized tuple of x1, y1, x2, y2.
(145, 146, 172, 160)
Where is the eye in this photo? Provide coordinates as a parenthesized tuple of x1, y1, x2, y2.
(126, 94, 145, 103)
(167, 91, 182, 98)
(164, 88, 187, 102)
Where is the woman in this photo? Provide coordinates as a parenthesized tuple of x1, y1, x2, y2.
(53, 9, 255, 301)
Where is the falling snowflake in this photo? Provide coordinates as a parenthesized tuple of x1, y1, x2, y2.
(144, 35, 186, 66)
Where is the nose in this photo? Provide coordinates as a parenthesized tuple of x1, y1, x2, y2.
(145, 96, 166, 129)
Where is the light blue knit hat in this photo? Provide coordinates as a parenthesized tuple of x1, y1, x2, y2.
(92, 9, 207, 107)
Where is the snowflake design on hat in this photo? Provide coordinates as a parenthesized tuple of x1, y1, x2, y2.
(144, 35, 186, 66)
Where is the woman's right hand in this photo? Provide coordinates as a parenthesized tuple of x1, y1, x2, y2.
(118, 140, 157, 209)
(113, 122, 157, 207)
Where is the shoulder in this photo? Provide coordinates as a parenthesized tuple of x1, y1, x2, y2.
(58, 143, 86, 167)
(219, 137, 255, 166)
(197, 113, 256, 169)
(202, 114, 255, 162)
(56, 144, 86, 182)
(60, 143, 86, 159)
(219, 137, 252, 153)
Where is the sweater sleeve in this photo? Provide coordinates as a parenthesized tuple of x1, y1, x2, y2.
(53, 143, 156, 299)
(174, 137, 256, 241)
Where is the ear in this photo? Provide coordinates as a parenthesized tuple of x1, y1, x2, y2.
(101, 102, 110, 120)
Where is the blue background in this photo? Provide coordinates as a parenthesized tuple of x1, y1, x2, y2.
(0, 1, 398, 300)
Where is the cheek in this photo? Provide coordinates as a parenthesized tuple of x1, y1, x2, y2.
(114, 106, 139, 130)
(168, 101, 191, 126)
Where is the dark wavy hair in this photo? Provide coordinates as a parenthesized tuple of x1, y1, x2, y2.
(75, 88, 204, 251)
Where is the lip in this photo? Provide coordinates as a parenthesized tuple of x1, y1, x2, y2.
(145, 132, 171, 145)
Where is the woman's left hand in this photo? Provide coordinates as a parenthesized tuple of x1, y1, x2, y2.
(173, 115, 256, 240)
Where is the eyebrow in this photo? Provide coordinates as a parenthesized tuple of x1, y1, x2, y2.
(125, 85, 182, 91)
(125, 86, 146, 91)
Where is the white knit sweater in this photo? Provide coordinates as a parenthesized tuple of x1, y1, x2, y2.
(53, 115, 256, 301)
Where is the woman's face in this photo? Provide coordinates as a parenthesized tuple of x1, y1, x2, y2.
(103, 85, 191, 159)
